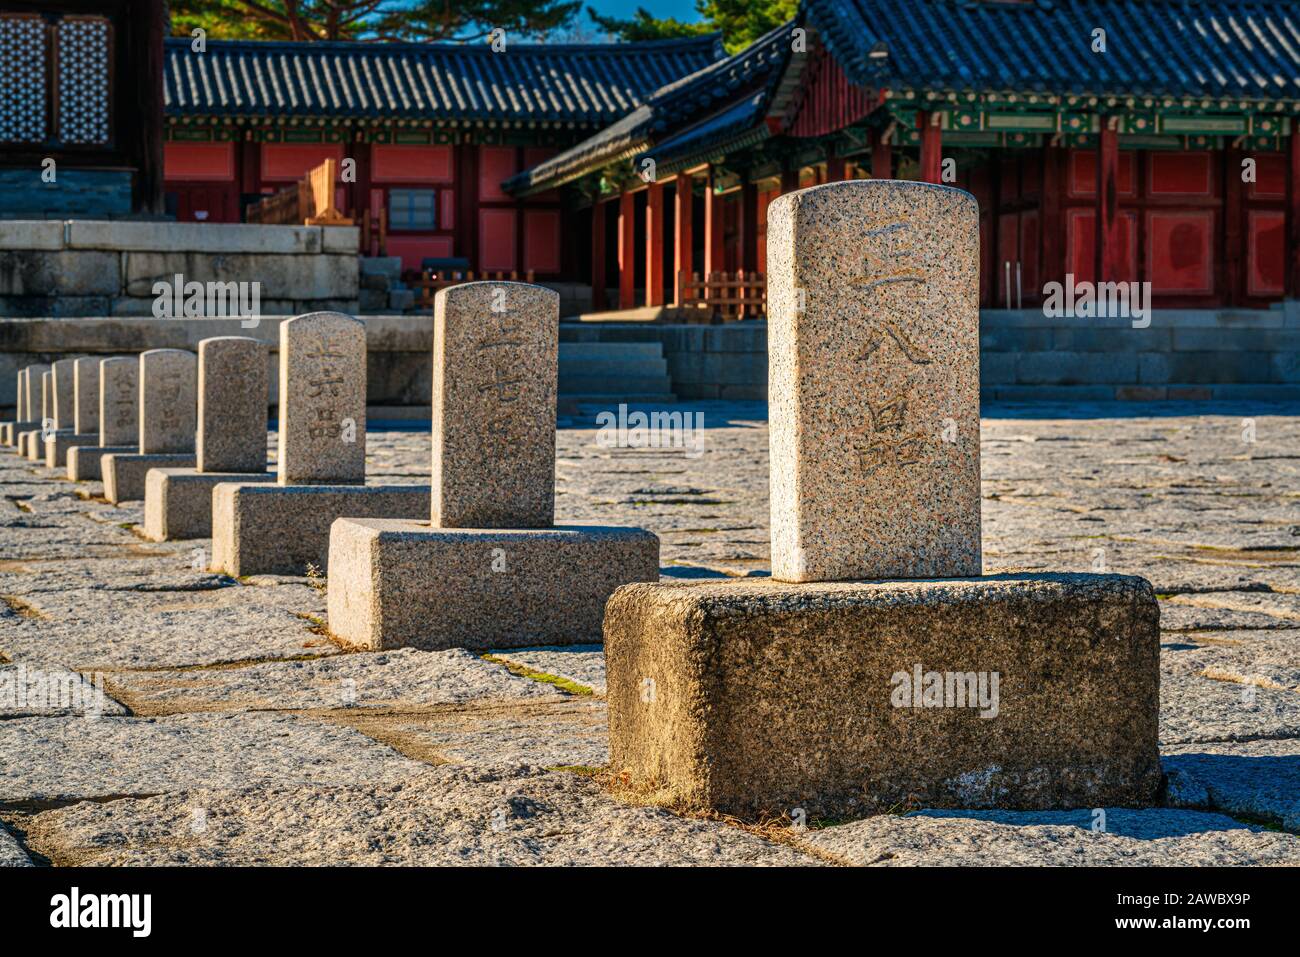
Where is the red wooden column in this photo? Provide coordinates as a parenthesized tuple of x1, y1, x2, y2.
(704, 166, 726, 275)
(780, 164, 799, 194)
(871, 127, 892, 179)
(1223, 145, 1243, 305)
(826, 151, 847, 182)
(645, 180, 665, 307)
(740, 179, 759, 318)
(1096, 119, 1121, 282)
(919, 111, 942, 184)
(617, 190, 635, 309)
(1040, 144, 1064, 292)
(673, 172, 694, 305)
(740, 180, 759, 274)
(1289, 130, 1300, 296)
(590, 199, 607, 312)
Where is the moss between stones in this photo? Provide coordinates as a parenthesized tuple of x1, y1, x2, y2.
(480, 654, 594, 697)
(0, 595, 43, 619)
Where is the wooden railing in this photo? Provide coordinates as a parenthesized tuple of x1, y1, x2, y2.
(411, 269, 536, 309)
(246, 158, 353, 227)
(358, 207, 387, 257)
(676, 270, 766, 321)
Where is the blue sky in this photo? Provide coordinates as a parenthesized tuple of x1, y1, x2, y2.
(583, 0, 704, 25)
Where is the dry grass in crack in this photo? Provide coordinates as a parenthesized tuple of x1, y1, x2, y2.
(592, 768, 848, 865)
(481, 654, 594, 696)
(0, 594, 43, 619)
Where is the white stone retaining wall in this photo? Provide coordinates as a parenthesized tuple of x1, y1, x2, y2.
(0, 221, 360, 318)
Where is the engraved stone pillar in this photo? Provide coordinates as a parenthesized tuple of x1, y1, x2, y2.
(766, 180, 981, 582)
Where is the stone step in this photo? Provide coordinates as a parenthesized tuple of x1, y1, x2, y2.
(558, 375, 675, 397)
(556, 341, 673, 401)
(560, 393, 677, 404)
(559, 356, 669, 378)
(559, 342, 664, 360)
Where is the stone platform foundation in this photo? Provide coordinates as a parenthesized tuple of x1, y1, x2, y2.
(327, 520, 660, 651)
(67, 445, 134, 482)
(144, 467, 274, 541)
(44, 431, 96, 468)
(605, 573, 1161, 818)
(102, 453, 197, 504)
(211, 484, 430, 576)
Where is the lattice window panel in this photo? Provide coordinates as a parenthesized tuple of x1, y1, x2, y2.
(57, 16, 112, 145)
(0, 15, 48, 143)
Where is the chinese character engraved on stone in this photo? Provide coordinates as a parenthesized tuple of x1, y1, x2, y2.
(856, 394, 925, 476)
(307, 377, 343, 399)
(308, 407, 342, 440)
(850, 221, 927, 293)
(851, 220, 935, 476)
(477, 306, 525, 406)
(304, 338, 346, 438)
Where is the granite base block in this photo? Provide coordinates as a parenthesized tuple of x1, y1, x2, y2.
(605, 574, 1161, 818)
(16, 430, 39, 458)
(3, 420, 36, 446)
(327, 519, 661, 651)
(28, 430, 58, 462)
(144, 467, 275, 541)
(44, 431, 97, 469)
(102, 453, 197, 504)
(67, 445, 135, 482)
(211, 484, 431, 576)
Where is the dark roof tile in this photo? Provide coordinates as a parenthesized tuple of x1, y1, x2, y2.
(163, 35, 724, 124)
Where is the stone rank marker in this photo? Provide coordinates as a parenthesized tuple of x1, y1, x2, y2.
(14, 364, 50, 457)
(431, 283, 557, 528)
(327, 282, 659, 651)
(604, 180, 1160, 819)
(0, 368, 24, 446)
(145, 337, 276, 541)
(3, 367, 40, 447)
(279, 311, 367, 485)
(767, 181, 981, 582)
(69, 356, 142, 482)
(0, 368, 25, 446)
(24, 371, 53, 461)
(101, 350, 198, 504)
(211, 312, 426, 575)
(45, 357, 98, 469)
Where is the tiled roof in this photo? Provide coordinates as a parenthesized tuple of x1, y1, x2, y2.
(504, 20, 797, 194)
(805, 0, 1300, 101)
(163, 35, 725, 125)
(637, 91, 771, 173)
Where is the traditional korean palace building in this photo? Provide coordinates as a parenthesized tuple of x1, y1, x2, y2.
(160, 34, 723, 276)
(504, 0, 1300, 311)
(7, 0, 1300, 330)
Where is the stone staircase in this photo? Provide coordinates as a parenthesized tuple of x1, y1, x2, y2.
(558, 342, 675, 402)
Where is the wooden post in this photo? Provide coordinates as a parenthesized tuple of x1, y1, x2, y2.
(919, 112, 943, 184)
(1289, 130, 1300, 297)
(871, 128, 892, 180)
(826, 151, 846, 182)
(740, 179, 759, 318)
(591, 199, 607, 312)
(618, 190, 635, 309)
(1040, 144, 1063, 296)
(740, 180, 759, 273)
(646, 180, 665, 307)
(1096, 119, 1120, 282)
(705, 166, 725, 275)
(780, 164, 799, 194)
(456, 142, 480, 268)
(1223, 144, 1243, 305)
(674, 172, 695, 306)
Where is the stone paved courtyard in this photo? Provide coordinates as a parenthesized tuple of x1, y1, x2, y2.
(1, 400, 1299, 866)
